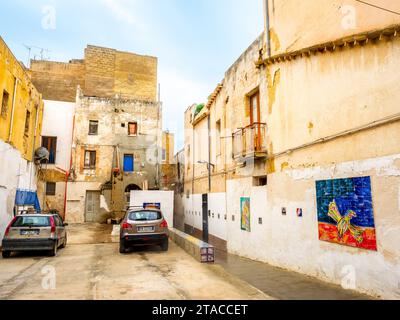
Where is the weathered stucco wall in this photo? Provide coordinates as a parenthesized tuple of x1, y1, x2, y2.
(181, 7, 400, 298)
(67, 91, 162, 222)
(0, 37, 43, 240)
(267, 0, 400, 55)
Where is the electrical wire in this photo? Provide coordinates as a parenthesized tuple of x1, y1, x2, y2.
(354, 0, 400, 16)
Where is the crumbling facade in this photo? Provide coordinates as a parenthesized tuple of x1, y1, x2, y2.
(180, 0, 400, 299)
(0, 37, 44, 240)
(30, 45, 162, 223)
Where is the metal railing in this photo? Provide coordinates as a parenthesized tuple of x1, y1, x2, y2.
(233, 123, 268, 159)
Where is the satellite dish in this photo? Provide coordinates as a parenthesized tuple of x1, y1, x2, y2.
(34, 147, 50, 163)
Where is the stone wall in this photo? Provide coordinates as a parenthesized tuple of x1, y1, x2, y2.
(30, 45, 158, 103)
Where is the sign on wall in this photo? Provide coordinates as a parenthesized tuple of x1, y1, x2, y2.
(316, 176, 377, 251)
(240, 197, 251, 232)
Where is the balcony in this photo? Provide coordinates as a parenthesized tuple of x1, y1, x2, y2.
(233, 123, 268, 160)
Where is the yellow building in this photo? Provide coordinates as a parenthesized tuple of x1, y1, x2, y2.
(0, 36, 44, 240)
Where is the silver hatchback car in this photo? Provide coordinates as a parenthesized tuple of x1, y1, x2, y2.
(1, 214, 68, 258)
(119, 208, 169, 253)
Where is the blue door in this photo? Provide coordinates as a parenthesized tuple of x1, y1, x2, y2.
(124, 155, 134, 172)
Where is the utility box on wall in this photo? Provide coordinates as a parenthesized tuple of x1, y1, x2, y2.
(130, 191, 174, 227)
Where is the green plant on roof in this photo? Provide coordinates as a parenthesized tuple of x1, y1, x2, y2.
(193, 103, 205, 118)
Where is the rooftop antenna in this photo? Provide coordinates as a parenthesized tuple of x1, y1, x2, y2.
(23, 44, 51, 67)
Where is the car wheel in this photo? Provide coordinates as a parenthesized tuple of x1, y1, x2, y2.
(161, 239, 169, 252)
(60, 236, 67, 249)
(49, 243, 58, 257)
(2, 251, 11, 259)
(119, 240, 128, 254)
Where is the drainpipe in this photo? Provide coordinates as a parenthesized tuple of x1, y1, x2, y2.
(7, 77, 19, 143)
(63, 113, 76, 221)
(207, 115, 211, 192)
(264, 0, 272, 57)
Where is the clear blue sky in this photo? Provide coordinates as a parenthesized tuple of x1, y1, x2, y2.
(0, 0, 264, 151)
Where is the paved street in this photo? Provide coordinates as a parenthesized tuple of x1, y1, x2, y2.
(0, 224, 269, 300)
(215, 251, 373, 300)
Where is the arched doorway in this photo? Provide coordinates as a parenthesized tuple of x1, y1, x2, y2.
(125, 184, 142, 207)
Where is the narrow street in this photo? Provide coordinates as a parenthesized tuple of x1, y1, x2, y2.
(0, 224, 373, 300)
(0, 224, 268, 300)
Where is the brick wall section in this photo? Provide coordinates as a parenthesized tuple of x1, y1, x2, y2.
(30, 60, 85, 102)
(84, 46, 116, 98)
(30, 45, 157, 102)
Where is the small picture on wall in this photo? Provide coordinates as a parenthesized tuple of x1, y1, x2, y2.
(240, 197, 251, 232)
(297, 208, 303, 217)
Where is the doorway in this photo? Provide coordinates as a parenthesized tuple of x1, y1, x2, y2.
(85, 191, 100, 222)
(202, 194, 209, 243)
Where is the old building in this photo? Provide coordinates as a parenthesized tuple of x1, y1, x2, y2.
(0, 37, 44, 240)
(180, 0, 400, 299)
(30, 45, 162, 223)
(160, 131, 176, 191)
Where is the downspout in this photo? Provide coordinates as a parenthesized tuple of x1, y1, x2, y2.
(63, 112, 76, 221)
(264, 0, 271, 57)
(7, 77, 19, 143)
(207, 115, 211, 192)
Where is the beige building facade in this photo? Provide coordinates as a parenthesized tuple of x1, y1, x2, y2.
(30, 45, 162, 223)
(180, 0, 400, 299)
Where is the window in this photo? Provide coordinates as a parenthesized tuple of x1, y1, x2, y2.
(24, 110, 31, 136)
(162, 149, 166, 162)
(1, 90, 9, 118)
(89, 120, 99, 135)
(128, 122, 138, 136)
(123, 154, 134, 172)
(249, 91, 260, 124)
(216, 120, 221, 156)
(42, 137, 57, 164)
(253, 176, 267, 186)
(84, 150, 97, 169)
(46, 182, 56, 196)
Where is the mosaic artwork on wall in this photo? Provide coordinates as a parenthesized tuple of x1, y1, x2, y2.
(316, 176, 377, 251)
(240, 197, 251, 232)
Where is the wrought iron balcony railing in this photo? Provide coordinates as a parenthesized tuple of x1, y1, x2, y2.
(232, 123, 268, 160)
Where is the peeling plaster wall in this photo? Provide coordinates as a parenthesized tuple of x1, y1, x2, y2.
(0, 140, 38, 240)
(226, 154, 400, 299)
(67, 94, 162, 222)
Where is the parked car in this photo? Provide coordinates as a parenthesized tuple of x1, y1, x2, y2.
(1, 214, 68, 258)
(119, 208, 169, 253)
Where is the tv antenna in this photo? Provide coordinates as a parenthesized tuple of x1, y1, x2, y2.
(22, 44, 51, 67)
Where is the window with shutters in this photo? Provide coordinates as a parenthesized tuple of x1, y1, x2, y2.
(123, 154, 134, 172)
(46, 182, 56, 196)
(84, 150, 97, 169)
(128, 122, 138, 136)
(89, 120, 99, 135)
(42, 137, 57, 164)
(24, 110, 31, 136)
(1, 90, 9, 118)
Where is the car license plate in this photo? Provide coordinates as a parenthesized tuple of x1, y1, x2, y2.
(20, 230, 39, 236)
(137, 226, 155, 233)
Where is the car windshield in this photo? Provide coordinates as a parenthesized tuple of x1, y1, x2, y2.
(12, 216, 51, 228)
(128, 211, 162, 221)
